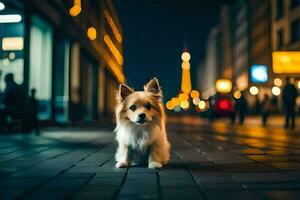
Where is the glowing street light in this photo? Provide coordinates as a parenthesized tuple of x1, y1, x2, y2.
(249, 86, 259, 96)
(181, 52, 191, 62)
(69, 0, 82, 17)
(166, 101, 174, 110)
(198, 100, 206, 110)
(190, 90, 200, 98)
(180, 100, 190, 109)
(272, 86, 281, 96)
(215, 79, 232, 93)
(192, 98, 200, 105)
(171, 97, 180, 107)
(233, 90, 241, 99)
(179, 93, 189, 101)
(87, 27, 97, 40)
(298, 81, 300, 89)
(181, 61, 190, 70)
(274, 78, 282, 87)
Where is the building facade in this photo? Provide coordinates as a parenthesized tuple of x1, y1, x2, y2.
(272, 0, 300, 51)
(197, 25, 221, 100)
(0, 0, 124, 124)
(232, 0, 251, 92)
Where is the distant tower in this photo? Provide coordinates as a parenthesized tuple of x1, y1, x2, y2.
(180, 51, 192, 94)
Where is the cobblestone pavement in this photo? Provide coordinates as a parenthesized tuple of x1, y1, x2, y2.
(0, 117, 300, 200)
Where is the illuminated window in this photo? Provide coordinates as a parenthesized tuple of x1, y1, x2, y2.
(0, 9, 24, 91)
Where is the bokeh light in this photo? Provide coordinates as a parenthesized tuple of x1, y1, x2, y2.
(233, 90, 241, 99)
(174, 105, 181, 112)
(69, 5, 81, 17)
(215, 79, 232, 93)
(249, 86, 259, 96)
(181, 52, 191, 62)
(180, 100, 190, 109)
(181, 61, 190, 70)
(190, 90, 200, 98)
(179, 93, 189, 101)
(0, 2, 5, 11)
(87, 27, 97, 40)
(166, 101, 174, 110)
(274, 78, 282, 87)
(171, 97, 180, 106)
(198, 100, 206, 110)
(272, 86, 281, 96)
(192, 97, 200, 105)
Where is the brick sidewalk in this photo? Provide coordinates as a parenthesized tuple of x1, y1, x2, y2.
(0, 126, 300, 199)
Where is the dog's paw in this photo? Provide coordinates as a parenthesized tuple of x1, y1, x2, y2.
(148, 161, 163, 169)
(116, 161, 128, 168)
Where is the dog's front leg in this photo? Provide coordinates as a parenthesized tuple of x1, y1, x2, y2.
(115, 142, 129, 168)
(148, 143, 164, 169)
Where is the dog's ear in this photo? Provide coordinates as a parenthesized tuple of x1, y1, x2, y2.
(144, 77, 162, 98)
(118, 84, 133, 100)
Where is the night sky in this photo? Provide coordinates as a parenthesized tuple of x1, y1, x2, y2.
(114, 0, 231, 101)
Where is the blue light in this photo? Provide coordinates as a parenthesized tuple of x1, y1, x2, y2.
(250, 65, 268, 83)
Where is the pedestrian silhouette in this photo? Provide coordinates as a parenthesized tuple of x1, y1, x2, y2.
(0, 73, 26, 131)
(282, 77, 298, 130)
(3, 73, 26, 111)
(261, 94, 272, 126)
(28, 88, 39, 134)
(235, 91, 248, 124)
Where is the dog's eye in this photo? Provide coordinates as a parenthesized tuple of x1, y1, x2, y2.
(129, 105, 136, 111)
(145, 103, 151, 110)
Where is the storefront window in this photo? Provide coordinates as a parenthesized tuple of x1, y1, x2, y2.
(29, 14, 53, 120)
(0, 5, 24, 93)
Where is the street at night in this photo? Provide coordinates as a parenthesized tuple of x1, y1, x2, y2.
(0, 116, 300, 199)
(1, 0, 300, 199)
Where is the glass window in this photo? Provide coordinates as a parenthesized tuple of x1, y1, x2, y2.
(29, 15, 53, 120)
(291, 19, 300, 43)
(290, 0, 300, 9)
(277, 29, 284, 49)
(276, 0, 284, 20)
(0, 7, 24, 93)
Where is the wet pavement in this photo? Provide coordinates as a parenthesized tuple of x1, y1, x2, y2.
(0, 116, 300, 200)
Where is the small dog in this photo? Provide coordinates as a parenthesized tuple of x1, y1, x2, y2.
(114, 78, 170, 169)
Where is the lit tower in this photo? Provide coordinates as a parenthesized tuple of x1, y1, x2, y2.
(180, 51, 192, 94)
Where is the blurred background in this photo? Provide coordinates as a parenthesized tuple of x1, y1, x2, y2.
(0, 0, 299, 130)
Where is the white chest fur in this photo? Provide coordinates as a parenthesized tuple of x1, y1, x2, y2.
(116, 123, 161, 151)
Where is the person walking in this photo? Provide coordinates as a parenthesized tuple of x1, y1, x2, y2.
(282, 77, 298, 130)
(261, 94, 272, 126)
(235, 91, 248, 125)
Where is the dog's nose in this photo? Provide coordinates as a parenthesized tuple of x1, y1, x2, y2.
(138, 113, 146, 121)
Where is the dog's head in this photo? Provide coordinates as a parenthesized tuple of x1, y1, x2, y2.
(115, 78, 164, 126)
